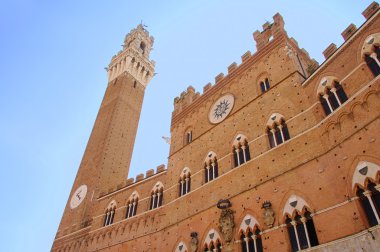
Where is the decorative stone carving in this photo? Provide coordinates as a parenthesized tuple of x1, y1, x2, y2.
(190, 232, 198, 252)
(208, 94, 235, 124)
(262, 201, 275, 228)
(218, 199, 235, 243)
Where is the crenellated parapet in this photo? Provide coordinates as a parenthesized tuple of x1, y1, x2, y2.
(173, 86, 201, 114)
(107, 24, 156, 87)
(253, 13, 286, 51)
(98, 164, 167, 198)
(171, 13, 319, 118)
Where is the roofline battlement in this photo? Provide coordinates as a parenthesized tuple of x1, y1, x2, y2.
(171, 14, 318, 125)
(97, 164, 166, 199)
(303, 1, 380, 87)
(172, 13, 289, 116)
(171, 2, 379, 124)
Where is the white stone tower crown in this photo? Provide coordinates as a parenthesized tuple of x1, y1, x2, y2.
(107, 24, 156, 87)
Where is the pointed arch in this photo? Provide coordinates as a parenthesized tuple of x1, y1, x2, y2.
(184, 126, 194, 145)
(126, 191, 139, 219)
(203, 228, 222, 252)
(179, 167, 191, 197)
(361, 33, 380, 77)
(352, 161, 380, 190)
(238, 214, 263, 252)
(174, 241, 188, 252)
(232, 134, 251, 167)
(150, 182, 164, 210)
(204, 151, 219, 183)
(352, 161, 380, 227)
(104, 200, 117, 226)
(266, 113, 290, 148)
(317, 76, 348, 116)
(282, 195, 318, 251)
(256, 72, 271, 94)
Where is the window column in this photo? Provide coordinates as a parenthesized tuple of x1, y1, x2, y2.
(291, 221, 301, 251)
(235, 148, 241, 166)
(364, 190, 380, 224)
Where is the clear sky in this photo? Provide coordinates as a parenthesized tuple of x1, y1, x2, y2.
(0, 0, 374, 251)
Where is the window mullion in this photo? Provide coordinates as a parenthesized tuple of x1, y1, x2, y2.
(365, 191, 380, 224)
(301, 217, 311, 248)
(292, 221, 301, 251)
(323, 95, 333, 113)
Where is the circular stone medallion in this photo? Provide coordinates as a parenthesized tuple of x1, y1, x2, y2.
(208, 94, 235, 124)
(70, 184, 87, 209)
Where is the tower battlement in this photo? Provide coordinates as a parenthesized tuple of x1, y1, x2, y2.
(107, 24, 155, 87)
(52, 3, 380, 252)
(253, 13, 286, 51)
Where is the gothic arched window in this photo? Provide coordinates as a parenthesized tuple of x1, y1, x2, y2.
(203, 229, 222, 252)
(352, 161, 380, 227)
(104, 200, 117, 226)
(150, 182, 164, 210)
(175, 241, 188, 252)
(266, 113, 290, 148)
(126, 191, 139, 219)
(283, 196, 319, 251)
(362, 34, 380, 77)
(185, 129, 193, 145)
(232, 134, 251, 167)
(260, 78, 270, 93)
(140, 42, 146, 55)
(204, 152, 219, 183)
(317, 77, 348, 116)
(179, 168, 191, 197)
(239, 215, 263, 252)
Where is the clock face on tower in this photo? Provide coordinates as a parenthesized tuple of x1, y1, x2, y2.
(208, 94, 235, 124)
(70, 185, 87, 209)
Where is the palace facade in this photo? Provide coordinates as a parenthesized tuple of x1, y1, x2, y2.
(52, 2, 380, 251)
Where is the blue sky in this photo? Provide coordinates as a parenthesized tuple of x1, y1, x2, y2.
(0, 1, 373, 251)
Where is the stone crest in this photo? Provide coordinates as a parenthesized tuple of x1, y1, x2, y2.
(217, 199, 235, 243)
(189, 232, 198, 252)
(262, 201, 275, 228)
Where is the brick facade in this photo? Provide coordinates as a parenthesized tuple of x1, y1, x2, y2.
(52, 3, 380, 252)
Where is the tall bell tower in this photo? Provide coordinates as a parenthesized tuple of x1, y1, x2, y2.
(54, 24, 155, 239)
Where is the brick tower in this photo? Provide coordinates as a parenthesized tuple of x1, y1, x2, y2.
(54, 24, 155, 238)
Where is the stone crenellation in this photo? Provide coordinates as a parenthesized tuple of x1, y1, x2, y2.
(98, 164, 167, 199)
(173, 13, 317, 116)
(52, 2, 380, 252)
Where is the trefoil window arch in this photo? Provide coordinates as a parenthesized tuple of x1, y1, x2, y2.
(150, 182, 164, 210)
(104, 200, 117, 226)
(352, 161, 380, 227)
(266, 113, 290, 148)
(260, 78, 270, 93)
(239, 215, 263, 252)
(175, 241, 188, 252)
(317, 76, 348, 116)
(204, 151, 219, 183)
(203, 229, 222, 252)
(179, 167, 191, 197)
(126, 191, 139, 219)
(185, 130, 193, 145)
(283, 195, 319, 251)
(361, 34, 380, 77)
(232, 134, 251, 167)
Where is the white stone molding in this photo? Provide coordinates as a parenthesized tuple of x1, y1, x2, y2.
(204, 228, 221, 246)
(352, 161, 380, 189)
(361, 33, 380, 57)
(283, 195, 310, 216)
(317, 76, 340, 96)
(266, 113, 285, 128)
(239, 214, 259, 233)
(175, 241, 188, 252)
